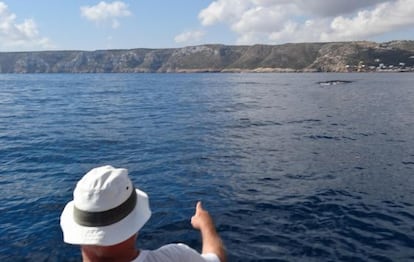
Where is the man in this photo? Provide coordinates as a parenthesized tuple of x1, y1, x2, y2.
(60, 165, 226, 262)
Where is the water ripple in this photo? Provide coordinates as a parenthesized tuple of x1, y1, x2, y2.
(1, 73, 414, 261)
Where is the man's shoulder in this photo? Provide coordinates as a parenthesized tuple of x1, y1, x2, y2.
(134, 243, 219, 262)
(158, 243, 197, 253)
(145, 243, 202, 262)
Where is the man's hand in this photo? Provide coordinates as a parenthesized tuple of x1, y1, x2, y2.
(191, 201, 215, 232)
(191, 201, 227, 262)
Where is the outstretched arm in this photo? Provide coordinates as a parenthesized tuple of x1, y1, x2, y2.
(191, 201, 227, 262)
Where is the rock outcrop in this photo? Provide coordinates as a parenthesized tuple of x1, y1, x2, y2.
(0, 41, 413, 73)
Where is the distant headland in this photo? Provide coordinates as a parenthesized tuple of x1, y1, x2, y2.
(1, 40, 413, 73)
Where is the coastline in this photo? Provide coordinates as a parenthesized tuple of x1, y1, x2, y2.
(1, 41, 413, 73)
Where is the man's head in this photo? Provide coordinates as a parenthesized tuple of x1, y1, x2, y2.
(60, 165, 151, 246)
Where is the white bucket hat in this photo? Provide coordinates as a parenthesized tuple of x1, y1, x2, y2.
(60, 165, 151, 246)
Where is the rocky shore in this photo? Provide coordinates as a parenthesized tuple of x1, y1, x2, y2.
(0, 41, 413, 73)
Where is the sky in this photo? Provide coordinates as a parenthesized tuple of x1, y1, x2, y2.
(1, 0, 414, 51)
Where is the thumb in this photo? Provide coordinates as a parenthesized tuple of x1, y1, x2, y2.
(196, 201, 203, 213)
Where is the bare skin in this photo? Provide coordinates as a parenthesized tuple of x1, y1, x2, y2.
(191, 201, 227, 262)
(81, 234, 139, 262)
(80, 201, 226, 262)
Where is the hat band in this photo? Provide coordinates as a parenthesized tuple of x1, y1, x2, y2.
(73, 189, 137, 227)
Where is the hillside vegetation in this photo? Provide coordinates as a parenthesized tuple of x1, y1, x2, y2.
(1, 41, 413, 73)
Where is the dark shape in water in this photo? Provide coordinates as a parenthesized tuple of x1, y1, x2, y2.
(318, 80, 353, 86)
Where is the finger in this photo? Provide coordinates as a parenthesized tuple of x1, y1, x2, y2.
(196, 201, 203, 212)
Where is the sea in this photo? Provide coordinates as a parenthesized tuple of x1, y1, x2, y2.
(0, 73, 413, 261)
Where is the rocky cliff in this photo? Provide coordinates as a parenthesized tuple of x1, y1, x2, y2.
(1, 41, 413, 73)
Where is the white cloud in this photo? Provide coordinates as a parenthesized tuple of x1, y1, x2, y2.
(198, 0, 414, 44)
(199, 0, 251, 26)
(296, 0, 389, 17)
(323, 0, 414, 41)
(80, 1, 131, 29)
(0, 2, 53, 50)
(174, 30, 205, 44)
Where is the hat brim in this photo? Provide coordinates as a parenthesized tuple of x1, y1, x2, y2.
(60, 189, 151, 246)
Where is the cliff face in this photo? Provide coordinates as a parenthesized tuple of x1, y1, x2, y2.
(1, 41, 413, 73)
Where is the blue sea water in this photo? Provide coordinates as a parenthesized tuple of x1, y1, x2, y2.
(0, 73, 414, 261)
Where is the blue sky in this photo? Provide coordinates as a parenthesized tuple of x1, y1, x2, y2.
(1, 0, 414, 51)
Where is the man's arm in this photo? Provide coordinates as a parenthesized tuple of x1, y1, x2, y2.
(191, 201, 227, 262)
